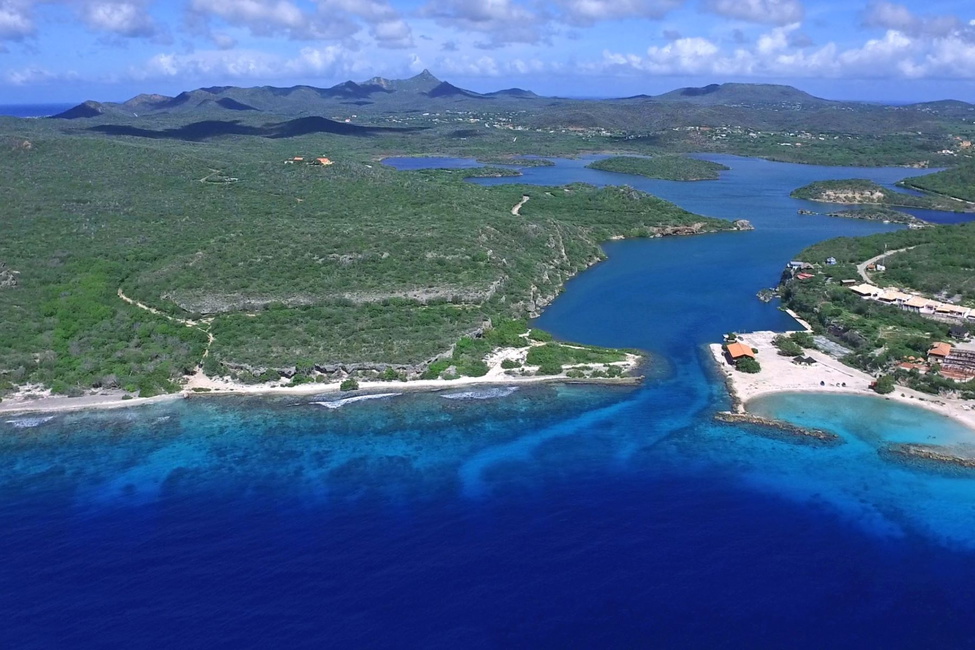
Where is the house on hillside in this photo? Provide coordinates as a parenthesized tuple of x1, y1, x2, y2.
(284, 156, 305, 164)
(903, 295, 936, 314)
(315, 157, 334, 166)
(928, 342, 953, 364)
(849, 283, 881, 298)
(787, 261, 814, 271)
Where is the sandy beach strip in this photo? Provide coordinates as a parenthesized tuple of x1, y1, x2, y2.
(0, 350, 643, 417)
(709, 331, 975, 433)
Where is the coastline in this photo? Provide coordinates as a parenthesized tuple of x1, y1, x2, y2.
(708, 330, 975, 434)
(0, 351, 643, 417)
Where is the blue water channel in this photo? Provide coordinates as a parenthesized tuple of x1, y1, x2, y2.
(3, 154, 975, 647)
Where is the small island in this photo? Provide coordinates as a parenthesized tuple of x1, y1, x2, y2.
(791, 179, 972, 213)
(825, 207, 927, 226)
(586, 155, 729, 181)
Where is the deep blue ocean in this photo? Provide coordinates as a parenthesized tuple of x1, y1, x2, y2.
(0, 104, 74, 118)
(5, 155, 975, 648)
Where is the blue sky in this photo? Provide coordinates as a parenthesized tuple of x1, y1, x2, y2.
(2, 0, 974, 103)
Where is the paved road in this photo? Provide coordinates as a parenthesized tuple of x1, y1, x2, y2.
(856, 246, 916, 283)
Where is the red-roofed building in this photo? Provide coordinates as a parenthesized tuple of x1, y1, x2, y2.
(725, 342, 756, 362)
(928, 342, 953, 363)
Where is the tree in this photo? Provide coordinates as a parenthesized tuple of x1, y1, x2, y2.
(873, 374, 895, 394)
(736, 357, 761, 374)
(340, 377, 359, 391)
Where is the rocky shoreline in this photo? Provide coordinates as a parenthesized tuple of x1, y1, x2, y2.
(881, 443, 975, 471)
(714, 410, 842, 445)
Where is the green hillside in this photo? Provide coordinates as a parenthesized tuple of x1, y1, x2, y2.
(0, 127, 734, 395)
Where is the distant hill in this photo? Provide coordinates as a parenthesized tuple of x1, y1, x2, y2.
(51, 101, 105, 119)
(40, 73, 974, 152)
(653, 82, 833, 106)
(215, 98, 258, 111)
(87, 116, 419, 141)
(427, 81, 482, 99)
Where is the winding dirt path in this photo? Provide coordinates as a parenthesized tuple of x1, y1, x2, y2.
(117, 288, 215, 372)
(511, 195, 530, 216)
(857, 246, 916, 283)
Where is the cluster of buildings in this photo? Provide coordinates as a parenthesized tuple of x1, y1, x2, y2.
(899, 342, 975, 381)
(847, 283, 975, 322)
(284, 156, 334, 166)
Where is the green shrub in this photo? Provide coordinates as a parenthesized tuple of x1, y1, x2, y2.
(873, 374, 895, 394)
(528, 328, 553, 342)
(736, 357, 761, 374)
(421, 359, 451, 380)
(484, 319, 530, 347)
(500, 359, 521, 369)
(773, 335, 803, 357)
(340, 378, 359, 391)
(537, 361, 563, 375)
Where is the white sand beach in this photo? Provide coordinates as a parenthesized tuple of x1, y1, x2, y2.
(710, 331, 975, 433)
(0, 347, 642, 416)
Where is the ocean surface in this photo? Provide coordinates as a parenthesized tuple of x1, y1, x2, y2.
(0, 104, 74, 118)
(5, 155, 975, 647)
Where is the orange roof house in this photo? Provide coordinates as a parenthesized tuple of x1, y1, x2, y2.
(316, 157, 334, 166)
(726, 342, 756, 360)
(928, 342, 953, 360)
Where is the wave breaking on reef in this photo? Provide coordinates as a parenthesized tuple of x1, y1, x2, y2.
(311, 393, 402, 409)
(440, 387, 519, 400)
(4, 416, 56, 428)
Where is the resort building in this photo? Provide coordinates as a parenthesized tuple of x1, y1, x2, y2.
(849, 284, 881, 298)
(847, 284, 973, 323)
(724, 342, 756, 367)
(928, 342, 953, 364)
(941, 349, 975, 381)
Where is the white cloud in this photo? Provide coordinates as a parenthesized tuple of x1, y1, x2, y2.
(0, 0, 35, 41)
(186, 0, 357, 41)
(132, 45, 370, 82)
(419, 0, 549, 47)
(4, 64, 77, 84)
(588, 21, 975, 81)
(319, 0, 414, 48)
(370, 18, 413, 48)
(701, 0, 804, 26)
(863, 2, 970, 40)
(555, 0, 685, 27)
(756, 22, 799, 55)
(81, 1, 157, 37)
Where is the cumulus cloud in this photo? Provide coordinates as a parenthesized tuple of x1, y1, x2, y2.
(862, 2, 970, 40)
(555, 0, 685, 27)
(186, 0, 357, 41)
(4, 64, 78, 84)
(701, 0, 804, 26)
(419, 0, 549, 47)
(80, 1, 157, 38)
(319, 0, 414, 48)
(590, 19, 975, 81)
(133, 44, 371, 82)
(0, 0, 35, 41)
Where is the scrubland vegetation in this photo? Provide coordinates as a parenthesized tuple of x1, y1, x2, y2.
(0, 124, 729, 395)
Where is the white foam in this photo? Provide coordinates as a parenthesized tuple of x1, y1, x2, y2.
(312, 393, 402, 409)
(440, 387, 519, 401)
(4, 416, 55, 429)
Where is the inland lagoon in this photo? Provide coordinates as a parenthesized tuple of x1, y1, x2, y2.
(4, 156, 975, 647)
